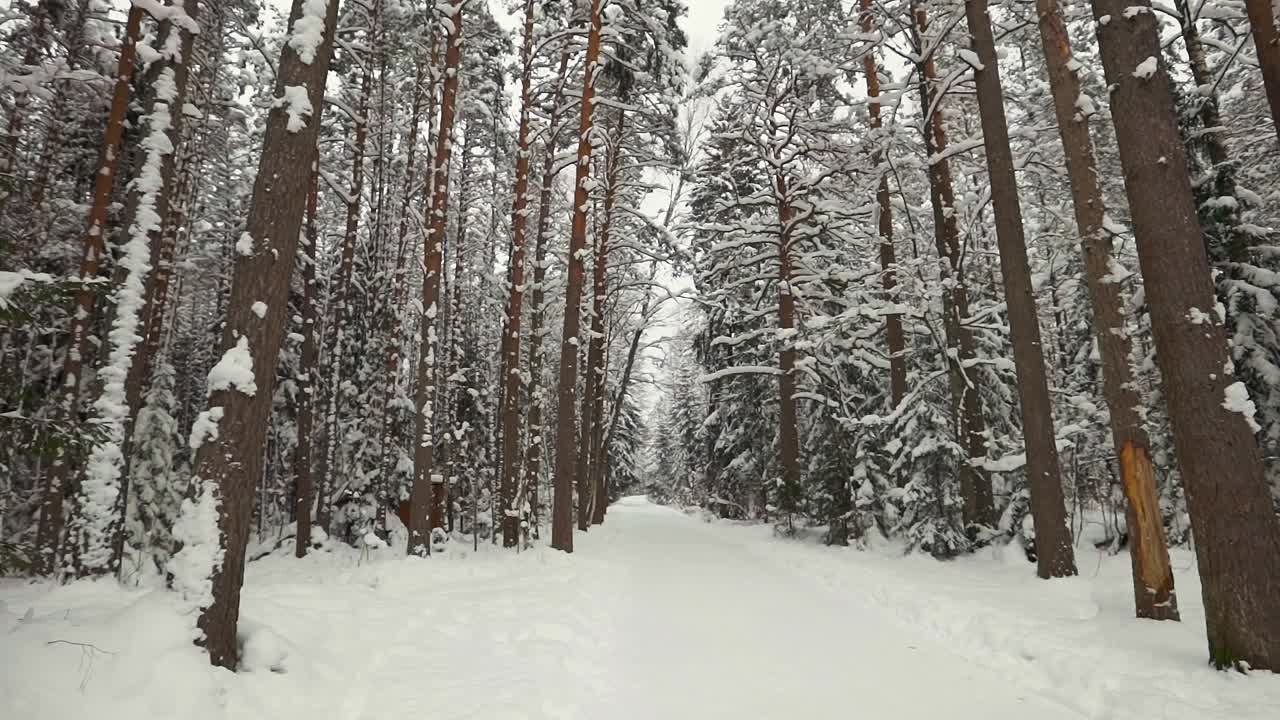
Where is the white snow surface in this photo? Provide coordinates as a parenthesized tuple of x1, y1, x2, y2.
(3, 497, 1278, 719)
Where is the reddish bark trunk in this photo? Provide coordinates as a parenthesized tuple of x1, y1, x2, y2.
(32, 5, 145, 577)
(407, 2, 464, 556)
(552, 0, 604, 553)
(1035, 0, 1177, 616)
(859, 0, 906, 409)
(1245, 0, 1280, 145)
(294, 163, 320, 558)
(500, 0, 538, 548)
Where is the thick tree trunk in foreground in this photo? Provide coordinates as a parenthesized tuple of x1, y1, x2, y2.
(1245, 0, 1280, 145)
(183, 0, 338, 669)
(501, 0, 538, 548)
(1035, 0, 1176, 617)
(552, 0, 604, 553)
(1092, 0, 1280, 669)
(912, 3, 993, 530)
(859, 0, 906, 409)
(32, 5, 145, 577)
(965, 0, 1076, 579)
(408, 2, 464, 557)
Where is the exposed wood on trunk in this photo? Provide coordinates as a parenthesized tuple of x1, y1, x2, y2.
(188, 0, 339, 669)
(1091, 0, 1280, 669)
(408, 1, 464, 557)
(964, 0, 1076, 579)
(552, 0, 604, 553)
(1035, 0, 1176, 616)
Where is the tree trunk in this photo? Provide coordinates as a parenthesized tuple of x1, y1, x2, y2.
(31, 5, 145, 577)
(1091, 0, 1280, 669)
(552, 0, 604, 553)
(859, 0, 906, 409)
(1035, 0, 1177, 617)
(315, 34, 375, 535)
(520, 52, 571, 545)
(775, 172, 802, 528)
(500, 0, 538, 548)
(183, 0, 338, 669)
(576, 111, 624, 530)
(1245, 0, 1280, 145)
(912, 2, 993, 530)
(965, 0, 1076, 579)
(294, 164, 320, 558)
(407, 1, 464, 557)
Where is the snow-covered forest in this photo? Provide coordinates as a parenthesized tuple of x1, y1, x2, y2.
(4, 0, 1280, 716)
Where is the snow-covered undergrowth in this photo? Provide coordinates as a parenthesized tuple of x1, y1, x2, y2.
(2, 497, 1278, 719)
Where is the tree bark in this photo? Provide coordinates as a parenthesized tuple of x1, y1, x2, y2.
(521, 52, 571, 545)
(32, 5, 145, 577)
(912, 2, 994, 530)
(1244, 0, 1280, 145)
(408, 1, 464, 557)
(294, 163, 321, 558)
(315, 30, 375, 535)
(500, 0, 538, 548)
(552, 0, 604, 553)
(576, 111, 624, 531)
(1091, 0, 1280, 669)
(965, 0, 1076, 579)
(1035, 0, 1177, 617)
(859, 0, 907, 409)
(186, 0, 338, 669)
(775, 172, 802, 527)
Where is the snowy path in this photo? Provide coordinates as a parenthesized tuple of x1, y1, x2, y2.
(6, 497, 1280, 719)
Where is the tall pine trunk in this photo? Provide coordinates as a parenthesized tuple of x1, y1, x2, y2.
(774, 172, 802, 527)
(520, 52, 571, 544)
(576, 111, 624, 530)
(180, 0, 338, 669)
(32, 5, 145, 577)
(1035, 0, 1176, 616)
(964, 0, 1076, 579)
(912, 2, 993, 530)
(859, 0, 906, 409)
(500, 0, 538, 548)
(407, 1, 464, 557)
(1091, 0, 1280, 669)
(552, 0, 604, 553)
(294, 164, 321, 558)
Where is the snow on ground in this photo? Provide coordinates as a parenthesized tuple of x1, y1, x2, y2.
(3, 497, 1279, 719)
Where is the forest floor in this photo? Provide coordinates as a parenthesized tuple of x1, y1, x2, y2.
(3, 497, 1280, 719)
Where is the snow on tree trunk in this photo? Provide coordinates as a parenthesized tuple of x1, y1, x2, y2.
(171, 0, 338, 670)
(32, 5, 145, 577)
(964, 0, 1076, 579)
(408, 1, 464, 557)
(1090, 0, 1280, 670)
(552, 0, 605, 553)
(1035, 0, 1177, 617)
